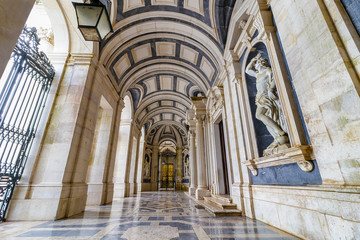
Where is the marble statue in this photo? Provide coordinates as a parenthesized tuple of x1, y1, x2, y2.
(144, 156, 150, 177)
(184, 156, 190, 176)
(245, 53, 290, 156)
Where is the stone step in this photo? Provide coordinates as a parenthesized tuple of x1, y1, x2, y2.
(211, 194, 233, 204)
(204, 196, 237, 210)
(186, 193, 242, 217)
(202, 201, 242, 216)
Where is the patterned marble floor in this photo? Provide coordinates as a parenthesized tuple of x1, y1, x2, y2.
(0, 192, 299, 239)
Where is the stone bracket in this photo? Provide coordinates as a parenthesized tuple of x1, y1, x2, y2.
(243, 145, 314, 176)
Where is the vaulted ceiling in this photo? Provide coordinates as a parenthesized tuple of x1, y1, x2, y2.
(99, 0, 236, 145)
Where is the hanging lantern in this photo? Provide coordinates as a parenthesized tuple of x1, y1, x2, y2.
(72, 0, 113, 41)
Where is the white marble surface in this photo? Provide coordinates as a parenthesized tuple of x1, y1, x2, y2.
(0, 192, 298, 240)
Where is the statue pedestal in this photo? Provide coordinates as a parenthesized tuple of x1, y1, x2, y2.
(244, 145, 314, 176)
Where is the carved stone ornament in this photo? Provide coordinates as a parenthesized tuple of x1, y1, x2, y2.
(239, 20, 247, 29)
(251, 13, 264, 35)
(243, 146, 314, 176)
(208, 87, 224, 117)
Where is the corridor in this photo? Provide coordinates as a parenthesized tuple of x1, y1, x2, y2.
(0, 192, 297, 239)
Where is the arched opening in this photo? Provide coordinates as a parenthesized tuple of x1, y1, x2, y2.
(158, 140, 177, 191)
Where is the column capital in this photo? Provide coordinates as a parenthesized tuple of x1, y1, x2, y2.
(195, 113, 206, 123)
(189, 129, 196, 137)
(191, 96, 207, 110)
(120, 119, 132, 125)
(118, 97, 125, 109)
(186, 109, 195, 121)
(191, 96, 207, 124)
(232, 73, 242, 85)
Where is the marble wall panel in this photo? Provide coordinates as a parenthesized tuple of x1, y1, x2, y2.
(271, 0, 360, 185)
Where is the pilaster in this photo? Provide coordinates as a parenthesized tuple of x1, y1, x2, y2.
(151, 145, 159, 191)
(191, 97, 210, 200)
(186, 110, 197, 195)
(176, 146, 183, 190)
(8, 53, 95, 220)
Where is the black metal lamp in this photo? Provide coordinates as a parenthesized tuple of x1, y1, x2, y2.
(72, 0, 113, 41)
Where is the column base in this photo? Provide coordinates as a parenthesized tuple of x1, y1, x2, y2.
(189, 187, 197, 196)
(113, 183, 130, 198)
(129, 182, 136, 195)
(104, 183, 114, 204)
(151, 181, 158, 191)
(137, 183, 142, 193)
(86, 183, 105, 206)
(7, 183, 88, 221)
(195, 188, 210, 200)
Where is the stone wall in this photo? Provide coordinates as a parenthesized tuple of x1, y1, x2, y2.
(271, 0, 360, 185)
(248, 185, 360, 239)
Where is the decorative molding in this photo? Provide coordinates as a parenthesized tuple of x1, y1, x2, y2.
(243, 145, 315, 176)
(232, 73, 242, 85)
(66, 53, 94, 66)
(206, 86, 224, 122)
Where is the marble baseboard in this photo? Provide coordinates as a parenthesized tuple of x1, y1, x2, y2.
(141, 183, 152, 191)
(113, 182, 130, 198)
(86, 183, 105, 205)
(7, 183, 88, 220)
(129, 182, 136, 195)
(241, 184, 360, 239)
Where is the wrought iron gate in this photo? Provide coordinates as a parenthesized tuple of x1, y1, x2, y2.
(0, 27, 55, 222)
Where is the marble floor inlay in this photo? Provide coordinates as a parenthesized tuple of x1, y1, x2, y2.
(0, 192, 299, 239)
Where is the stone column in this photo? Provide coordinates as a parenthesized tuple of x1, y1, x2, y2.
(129, 133, 139, 195)
(204, 114, 213, 191)
(136, 138, 145, 193)
(188, 129, 197, 195)
(113, 119, 132, 198)
(176, 146, 183, 190)
(151, 145, 159, 190)
(104, 98, 125, 204)
(195, 114, 210, 200)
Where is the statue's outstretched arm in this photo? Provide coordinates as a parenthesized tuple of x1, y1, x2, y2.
(245, 57, 257, 78)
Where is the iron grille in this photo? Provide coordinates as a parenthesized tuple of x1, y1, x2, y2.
(0, 27, 55, 222)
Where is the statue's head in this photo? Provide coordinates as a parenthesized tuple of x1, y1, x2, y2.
(254, 55, 269, 70)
